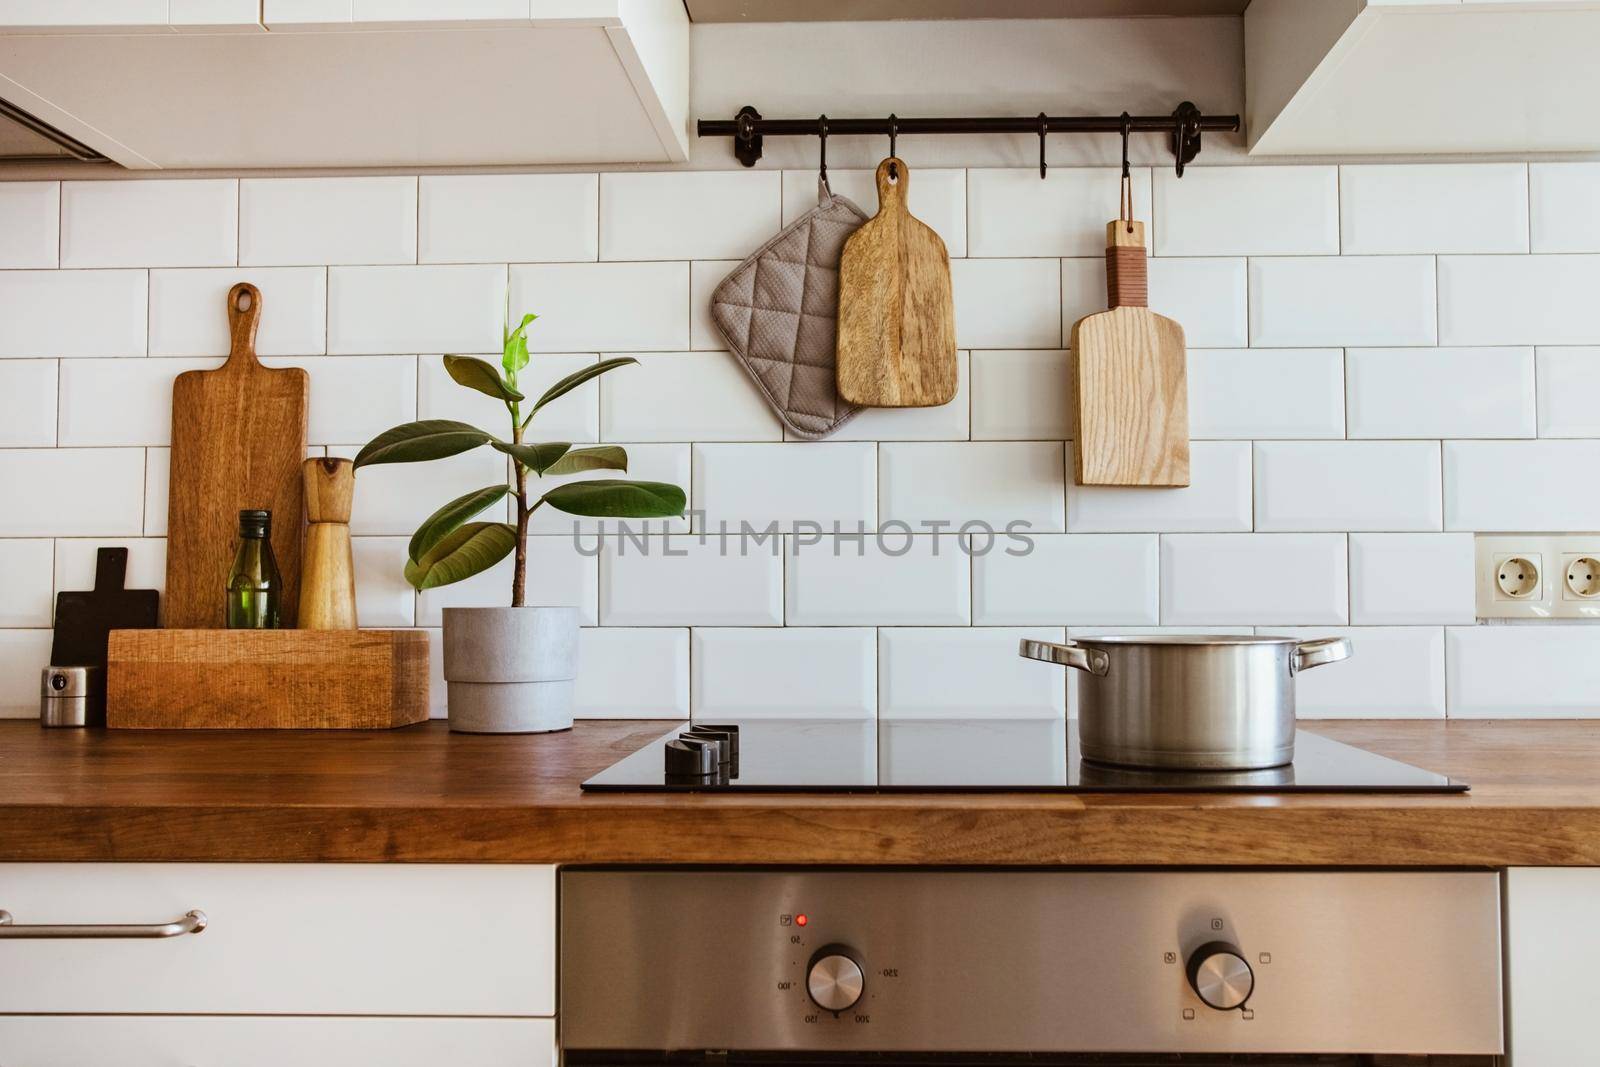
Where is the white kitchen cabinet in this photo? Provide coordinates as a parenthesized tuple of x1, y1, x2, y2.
(0, 1016, 555, 1067)
(0, 0, 688, 168)
(0, 863, 555, 1016)
(1505, 867, 1600, 1064)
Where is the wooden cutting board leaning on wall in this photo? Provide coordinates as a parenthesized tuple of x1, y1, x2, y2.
(165, 283, 308, 627)
(835, 157, 958, 407)
(1070, 219, 1190, 487)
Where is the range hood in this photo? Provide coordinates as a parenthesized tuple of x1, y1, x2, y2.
(0, 96, 105, 163)
(0, 1, 687, 170)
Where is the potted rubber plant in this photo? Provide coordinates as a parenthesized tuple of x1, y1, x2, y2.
(354, 310, 684, 734)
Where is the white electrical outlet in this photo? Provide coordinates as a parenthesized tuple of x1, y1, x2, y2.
(1476, 534, 1600, 619)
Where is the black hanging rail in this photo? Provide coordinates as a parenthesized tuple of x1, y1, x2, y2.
(698, 102, 1239, 177)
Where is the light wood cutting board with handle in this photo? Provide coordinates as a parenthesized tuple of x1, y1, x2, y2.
(835, 158, 958, 407)
(1070, 220, 1190, 487)
(165, 282, 308, 628)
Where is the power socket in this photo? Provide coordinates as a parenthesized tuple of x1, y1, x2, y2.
(1476, 534, 1600, 619)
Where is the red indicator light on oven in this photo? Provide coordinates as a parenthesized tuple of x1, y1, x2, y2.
(795, 913, 808, 926)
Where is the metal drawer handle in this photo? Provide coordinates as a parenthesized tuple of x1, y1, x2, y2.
(0, 908, 207, 939)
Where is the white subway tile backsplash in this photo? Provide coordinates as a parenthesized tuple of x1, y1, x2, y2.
(1161, 533, 1348, 625)
(0, 449, 145, 537)
(1340, 164, 1528, 254)
(1061, 257, 1104, 339)
(600, 534, 782, 626)
(419, 174, 597, 263)
(1350, 533, 1476, 625)
(1153, 166, 1338, 256)
(693, 628, 875, 719)
(0, 181, 58, 268)
(61, 179, 237, 268)
(1254, 441, 1442, 532)
(1440, 255, 1600, 345)
(417, 534, 598, 627)
(823, 351, 970, 442)
(1250, 256, 1437, 347)
(1067, 441, 1251, 533)
(0, 361, 58, 446)
(53, 537, 165, 605)
(349, 536, 415, 627)
(576, 627, 689, 718)
(1536, 347, 1600, 438)
(694, 443, 875, 532)
(143, 449, 169, 536)
(1348, 346, 1534, 439)
(58, 357, 217, 447)
(1444, 440, 1600, 531)
(951, 258, 1061, 349)
(600, 351, 781, 442)
(880, 627, 1066, 719)
(0, 540, 54, 627)
(1278, 626, 1445, 719)
(690, 260, 741, 350)
(1188, 349, 1344, 439)
(972, 533, 1159, 626)
(1448, 626, 1600, 717)
(782, 168, 967, 257)
(967, 167, 1150, 257)
(1147, 257, 1247, 348)
(601, 171, 780, 261)
(971, 350, 1070, 441)
(261, 355, 417, 447)
(240, 177, 416, 265)
(1530, 163, 1600, 252)
(328, 264, 504, 355)
(511, 262, 687, 352)
(882, 441, 1065, 532)
(148, 268, 326, 357)
(0, 630, 53, 717)
(785, 534, 969, 626)
(0, 270, 146, 358)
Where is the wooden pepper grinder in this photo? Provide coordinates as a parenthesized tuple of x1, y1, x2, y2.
(299, 458, 358, 630)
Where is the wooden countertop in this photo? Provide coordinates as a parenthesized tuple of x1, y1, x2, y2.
(0, 719, 1596, 866)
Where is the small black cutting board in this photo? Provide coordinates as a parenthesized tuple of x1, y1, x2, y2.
(52, 547, 160, 668)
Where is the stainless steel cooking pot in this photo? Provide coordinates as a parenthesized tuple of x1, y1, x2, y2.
(1019, 635, 1352, 771)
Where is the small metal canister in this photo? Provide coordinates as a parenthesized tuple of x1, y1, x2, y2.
(40, 666, 103, 727)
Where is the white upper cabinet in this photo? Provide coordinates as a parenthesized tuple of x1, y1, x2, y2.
(0, 0, 688, 168)
(1245, 0, 1600, 156)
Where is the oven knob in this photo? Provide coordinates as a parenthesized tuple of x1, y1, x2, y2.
(1186, 941, 1254, 1010)
(806, 945, 865, 1013)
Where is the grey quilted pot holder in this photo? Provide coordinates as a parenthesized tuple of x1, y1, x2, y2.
(710, 180, 867, 440)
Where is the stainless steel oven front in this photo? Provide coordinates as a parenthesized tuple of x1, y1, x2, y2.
(560, 869, 1503, 1063)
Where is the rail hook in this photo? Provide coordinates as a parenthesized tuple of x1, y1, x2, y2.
(1119, 112, 1134, 233)
(1037, 112, 1048, 179)
(818, 114, 828, 187)
(887, 114, 898, 180)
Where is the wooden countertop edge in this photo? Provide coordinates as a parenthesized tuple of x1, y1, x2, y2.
(3, 802, 1598, 866)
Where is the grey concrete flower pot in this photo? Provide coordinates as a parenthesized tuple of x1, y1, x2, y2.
(441, 606, 579, 734)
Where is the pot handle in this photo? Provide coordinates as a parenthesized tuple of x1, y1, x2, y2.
(1293, 636, 1352, 673)
(1018, 639, 1109, 676)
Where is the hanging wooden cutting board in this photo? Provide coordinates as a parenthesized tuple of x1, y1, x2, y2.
(165, 282, 307, 628)
(1070, 220, 1190, 487)
(835, 157, 958, 407)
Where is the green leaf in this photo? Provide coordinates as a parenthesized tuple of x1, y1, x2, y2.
(494, 440, 571, 475)
(530, 357, 637, 415)
(542, 445, 628, 477)
(443, 355, 523, 403)
(354, 420, 496, 469)
(540, 479, 686, 518)
(403, 522, 518, 591)
(408, 484, 510, 564)
(502, 312, 536, 378)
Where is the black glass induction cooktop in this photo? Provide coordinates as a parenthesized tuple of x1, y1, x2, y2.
(580, 719, 1468, 793)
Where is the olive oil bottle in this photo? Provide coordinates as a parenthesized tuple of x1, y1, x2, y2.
(226, 509, 282, 629)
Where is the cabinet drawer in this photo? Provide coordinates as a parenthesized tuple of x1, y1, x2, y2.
(0, 1015, 554, 1067)
(0, 864, 553, 1015)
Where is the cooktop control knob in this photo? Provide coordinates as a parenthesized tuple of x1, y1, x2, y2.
(1186, 941, 1254, 1011)
(806, 945, 865, 1013)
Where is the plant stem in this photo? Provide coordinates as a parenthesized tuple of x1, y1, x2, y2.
(510, 407, 529, 608)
